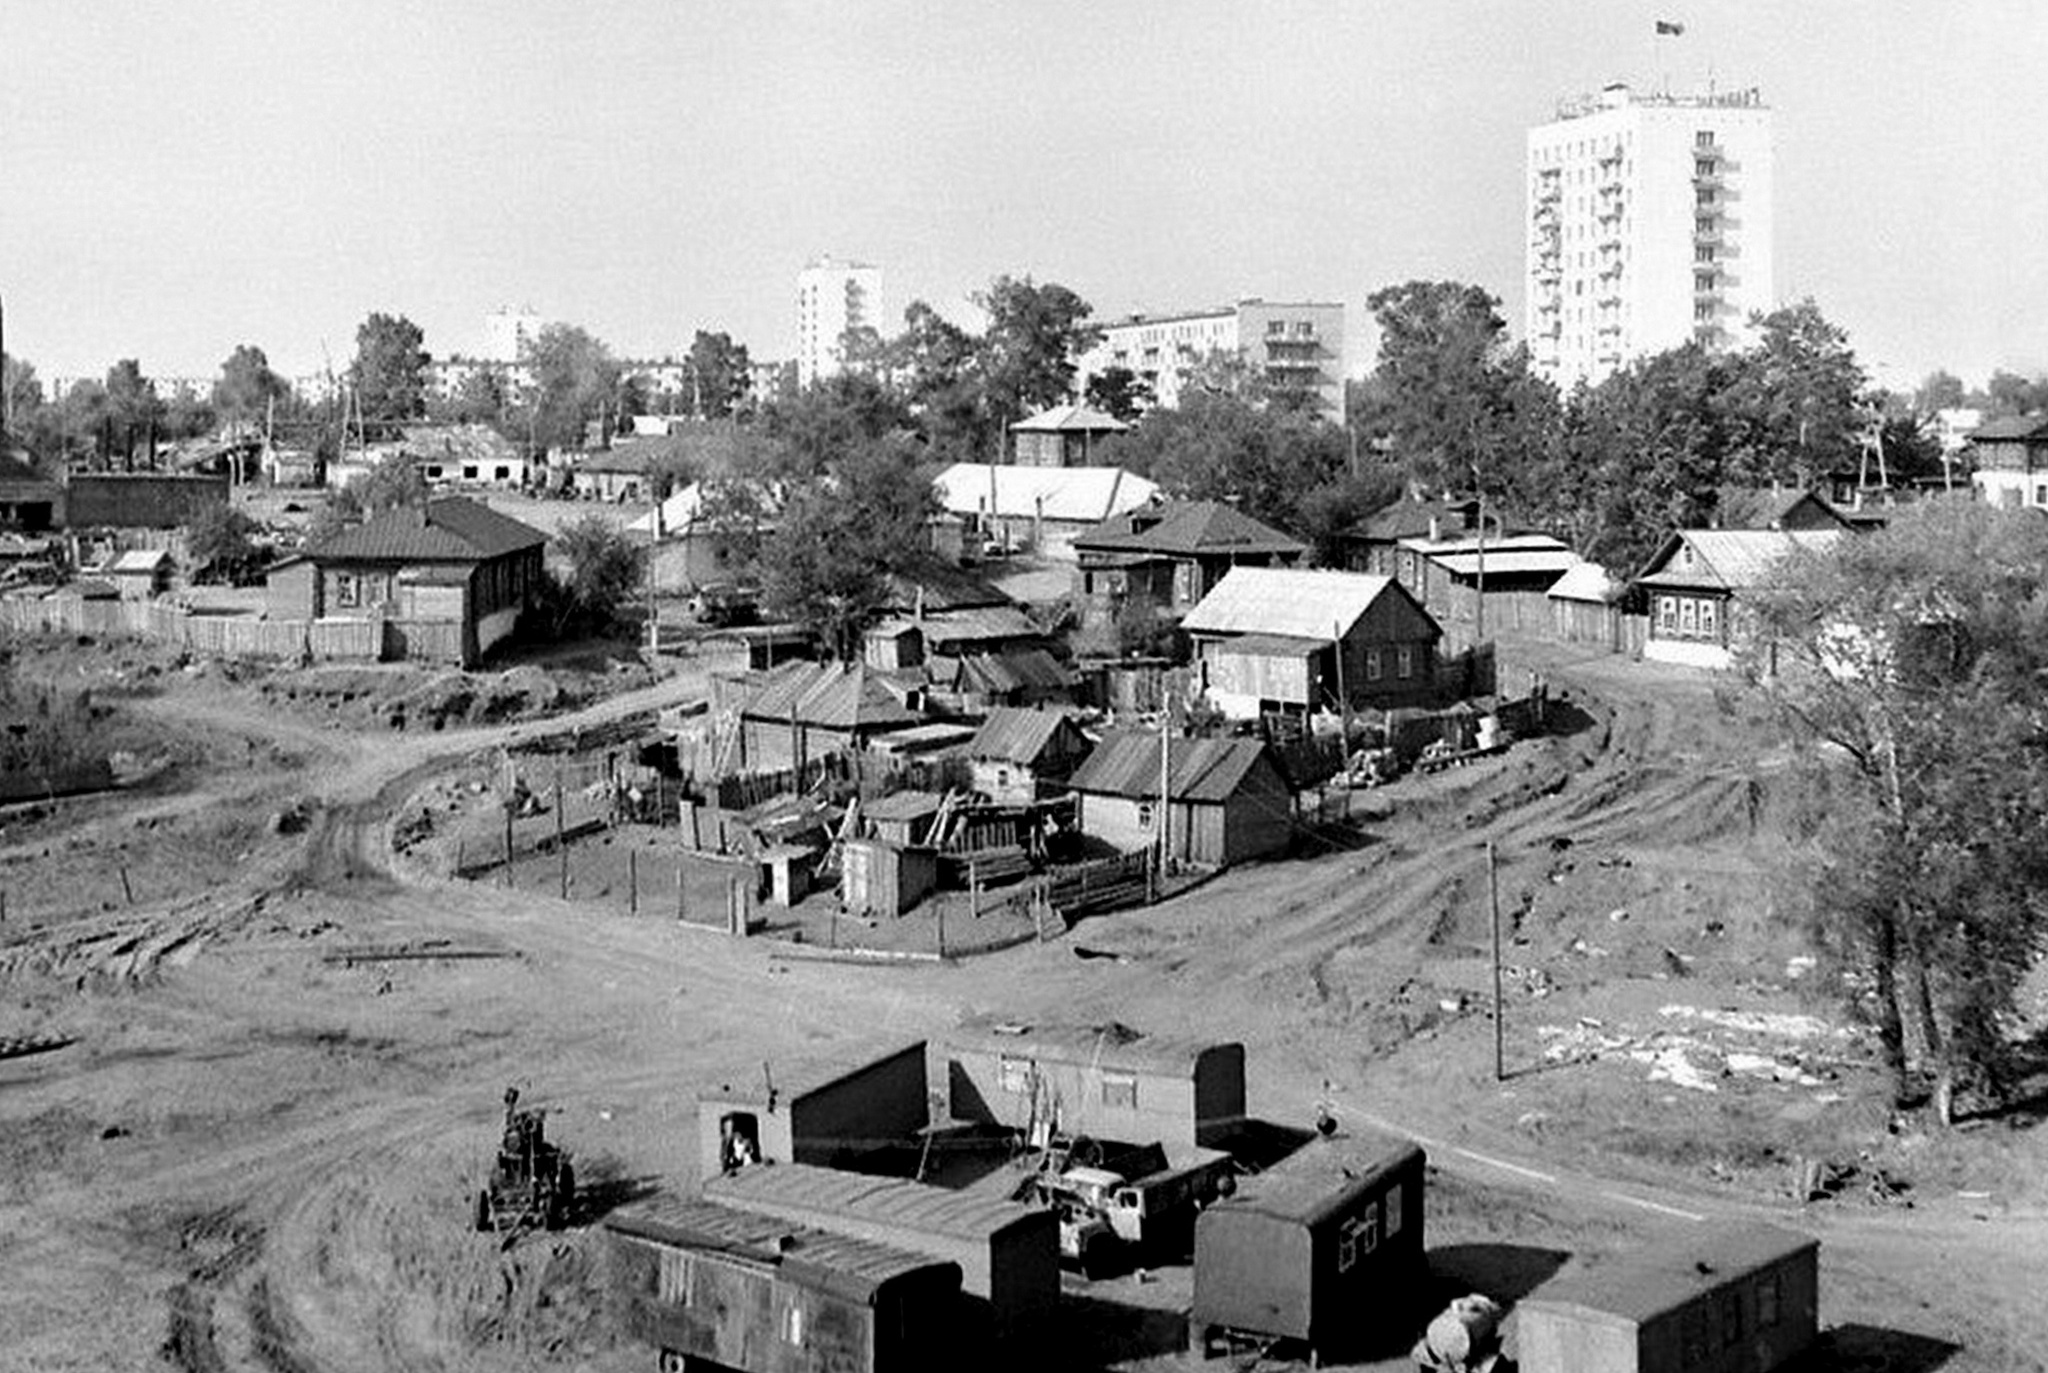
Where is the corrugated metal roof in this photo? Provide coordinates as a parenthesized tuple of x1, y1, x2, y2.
(884, 558, 1012, 613)
(1073, 501, 1306, 560)
(309, 497, 547, 562)
(966, 707, 1082, 764)
(1217, 1132, 1423, 1227)
(605, 1194, 947, 1300)
(107, 549, 172, 573)
(870, 605, 1039, 649)
(1179, 567, 1410, 642)
(950, 648, 1074, 695)
(863, 790, 945, 821)
(1636, 529, 1844, 592)
(1068, 731, 1278, 804)
(1009, 403, 1130, 434)
(706, 1162, 1045, 1243)
(1423, 548, 1581, 579)
(1521, 1222, 1817, 1325)
(945, 1017, 1237, 1079)
(933, 463, 1159, 524)
(740, 661, 923, 732)
(1546, 560, 1619, 603)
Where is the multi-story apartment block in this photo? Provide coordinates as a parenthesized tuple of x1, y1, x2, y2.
(1076, 299, 1346, 420)
(795, 256, 883, 388)
(1526, 83, 1774, 389)
(483, 305, 546, 365)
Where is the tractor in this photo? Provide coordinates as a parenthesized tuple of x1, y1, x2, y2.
(475, 1086, 576, 1234)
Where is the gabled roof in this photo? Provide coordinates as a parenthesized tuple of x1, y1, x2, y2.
(1634, 528, 1844, 592)
(946, 1016, 1239, 1078)
(1711, 486, 1849, 532)
(399, 422, 521, 463)
(1180, 567, 1430, 642)
(308, 497, 547, 563)
(1968, 414, 2048, 443)
(628, 478, 782, 536)
(1068, 732, 1281, 803)
(882, 557, 1012, 613)
(1522, 1222, 1817, 1325)
(1009, 403, 1130, 435)
(945, 647, 1075, 695)
(871, 605, 1040, 648)
(1546, 560, 1620, 604)
(1073, 500, 1306, 561)
(967, 707, 1085, 764)
(1349, 495, 1481, 542)
(740, 660, 923, 732)
(932, 462, 1159, 524)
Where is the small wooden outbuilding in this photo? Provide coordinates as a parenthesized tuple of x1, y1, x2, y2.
(841, 839, 939, 918)
(699, 1039, 930, 1180)
(1190, 1132, 1427, 1366)
(1067, 733, 1292, 869)
(606, 1195, 963, 1373)
(965, 708, 1092, 804)
(1515, 1221, 1819, 1373)
(105, 548, 173, 600)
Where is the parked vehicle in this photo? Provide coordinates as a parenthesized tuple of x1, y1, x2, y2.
(475, 1086, 575, 1233)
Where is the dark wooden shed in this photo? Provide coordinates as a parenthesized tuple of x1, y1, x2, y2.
(606, 1194, 963, 1373)
(1515, 1221, 1819, 1373)
(1190, 1132, 1427, 1366)
(699, 1039, 930, 1181)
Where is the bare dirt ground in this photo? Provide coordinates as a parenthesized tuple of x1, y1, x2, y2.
(1, 629, 2044, 1372)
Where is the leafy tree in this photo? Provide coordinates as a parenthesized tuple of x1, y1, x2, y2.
(888, 300, 987, 457)
(1912, 369, 1966, 415)
(351, 449, 427, 514)
(1745, 498, 2048, 1122)
(758, 371, 912, 479)
(522, 323, 620, 452)
(103, 359, 164, 464)
(1293, 471, 1403, 567)
(549, 514, 647, 634)
(1082, 364, 1152, 423)
(428, 366, 508, 426)
(973, 275, 1099, 433)
(1978, 369, 2048, 419)
(684, 330, 752, 419)
(2, 352, 44, 441)
(212, 345, 286, 434)
(1107, 388, 1350, 537)
(185, 503, 263, 583)
(349, 313, 430, 425)
(1717, 299, 1869, 486)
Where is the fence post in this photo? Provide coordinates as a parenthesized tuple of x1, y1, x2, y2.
(504, 804, 515, 889)
(629, 846, 639, 917)
(555, 766, 568, 901)
(120, 865, 135, 906)
(677, 862, 687, 923)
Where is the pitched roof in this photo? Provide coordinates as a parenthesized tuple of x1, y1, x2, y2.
(882, 557, 1012, 612)
(1073, 500, 1305, 560)
(107, 549, 172, 573)
(604, 1194, 951, 1302)
(1180, 567, 1418, 641)
(1546, 560, 1620, 603)
(399, 422, 521, 463)
(932, 462, 1159, 524)
(628, 478, 782, 536)
(1350, 495, 1481, 541)
(705, 1161, 1046, 1244)
(862, 790, 946, 822)
(1215, 1132, 1423, 1228)
(740, 660, 923, 732)
(308, 497, 547, 562)
(871, 605, 1040, 648)
(1009, 403, 1130, 434)
(947, 647, 1075, 695)
(1635, 528, 1844, 592)
(1522, 1222, 1817, 1325)
(1969, 414, 2048, 442)
(945, 1016, 1239, 1078)
(1068, 732, 1280, 803)
(967, 707, 1083, 764)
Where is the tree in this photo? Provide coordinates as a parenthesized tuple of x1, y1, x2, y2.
(1979, 369, 2048, 419)
(185, 503, 263, 584)
(1107, 388, 1351, 537)
(1745, 498, 2048, 1122)
(428, 366, 507, 426)
(1912, 369, 1966, 415)
(973, 275, 1099, 433)
(351, 449, 427, 514)
(550, 515, 647, 634)
(684, 330, 752, 419)
(759, 371, 912, 480)
(2, 352, 44, 443)
(213, 344, 286, 434)
(350, 314, 430, 425)
(1716, 299, 1869, 487)
(103, 359, 164, 464)
(888, 300, 988, 458)
(522, 323, 620, 453)
(1082, 365, 1152, 423)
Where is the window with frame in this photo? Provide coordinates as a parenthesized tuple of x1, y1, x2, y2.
(1757, 1271, 1781, 1327)
(1698, 600, 1719, 641)
(1657, 596, 1677, 632)
(1100, 1072, 1138, 1110)
(998, 1055, 1031, 1093)
(657, 1249, 692, 1304)
(1396, 645, 1414, 679)
(1679, 598, 1698, 634)
(1383, 1183, 1403, 1235)
(1364, 648, 1383, 682)
(1136, 800, 1156, 829)
(336, 572, 360, 608)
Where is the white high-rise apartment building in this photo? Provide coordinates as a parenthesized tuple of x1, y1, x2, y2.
(483, 304, 546, 364)
(1526, 82, 1774, 389)
(795, 256, 883, 388)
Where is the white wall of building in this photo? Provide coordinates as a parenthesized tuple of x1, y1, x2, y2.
(796, 257, 883, 388)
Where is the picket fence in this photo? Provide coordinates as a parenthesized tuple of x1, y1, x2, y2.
(1, 593, 433, 664)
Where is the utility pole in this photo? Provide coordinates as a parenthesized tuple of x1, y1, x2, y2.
(1332, 619, 1351, 750)
(1156, 710, 1172, 880)
(1488, 840, 1505, 1082)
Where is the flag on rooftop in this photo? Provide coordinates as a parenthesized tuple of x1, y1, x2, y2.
(1655, 19, 1686, 35)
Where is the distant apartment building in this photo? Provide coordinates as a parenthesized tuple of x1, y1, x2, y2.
(483, 305, 546, 364)
(1526, 83, 1775, 389)
(796, 256, 884, 388)
(1075, 300, 1345, 420)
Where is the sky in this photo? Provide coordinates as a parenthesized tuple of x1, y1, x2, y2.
(4, 0, 2047, 393)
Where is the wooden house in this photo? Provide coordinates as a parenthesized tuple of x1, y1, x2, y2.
(965, 708, 1091, 804)
(1631, 529, 1843, 670)
(1547, 560, 1630, 651)
(1337, 494, 1482, 575)
(698, 1040, 930, 1181)
(263, 496, 548, 667)
(104, 548, 173, 600)
(1967, 413, 2048, 511)
(1071, 500, 1306, 632)
(1007, 403, 1129, 468)
(931, 462, 1158, 564)
(1393, 530, 1580, 637)
(940, 1018, 1246, 1155)
(704, 1162, 1060, 1341)
(1067, 732, 1292, 868)
(735, 660, 924, 771)
(1190, 1132, 1426, 1367)
(841, 839, 940, 918)
(1709, 486, 1851, 533)
(1516, 1222, 1819, 1373)
(1180, 566, 1442, 719)
(606, 1196, 963, 1373)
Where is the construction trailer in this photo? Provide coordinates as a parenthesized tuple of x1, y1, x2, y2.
(1190, 1132, 1427, 1367)
(940, 1019, 1246, 1155)
(700, 1040, 930, 1181)
(1514, 1222, 1819, 1373)
(607, 1195, 963, 1373)
(705, 1161, 1059, 1342)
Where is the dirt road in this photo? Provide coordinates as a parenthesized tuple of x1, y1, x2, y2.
(1, 644, 2042, 1371)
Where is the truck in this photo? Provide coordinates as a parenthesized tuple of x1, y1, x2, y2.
(1022, 1149, 1237, 1271)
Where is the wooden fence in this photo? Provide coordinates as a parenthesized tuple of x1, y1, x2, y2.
(0, 593, 448, 665)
